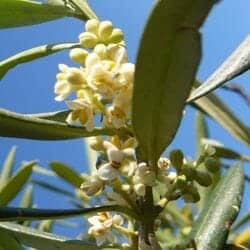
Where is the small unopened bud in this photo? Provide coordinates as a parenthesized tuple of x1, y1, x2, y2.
(182, 165, 197, 180)
(204, 157, 220, 173)
(183, 185, 200, 203)
(194, 170, 212, 187)
(108, 28, 124, 43)
(79, 32, 98, 48)
(85, 19, 99, 34)
(169, 149, 184, 171)
(181, 226, 192, 236)
(94, 44, 107, 59)
(176, 175, 187, 190)
(98, 21, 113, 40)
(134, 183, 145, 196)
(69, 48, 88, 65)
(166, 190, 182, 201)
(204, 144, 216, 156)
(89, 136, 104, 151)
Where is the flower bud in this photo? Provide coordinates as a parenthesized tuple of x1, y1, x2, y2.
(204, 157, 220, 173)
(69, 48, 88, 65)
(183, 185, 200, 203)
(98, 21, 113, 40)
(79, 32, 98, 48)
(194, 170, 212, 187)
(181, 165, 197, 180)
(204, 144, 216, 156)
(176, 175, 187, 190)
(108, 28, 124, 43)
(169, 149, 184, 171)
(94, 44, 107, 59)
(166, 190, 182, 201)
(85, 19, 99, 34)
(134, 183, 145, 196)
(89, 136, 104, 151)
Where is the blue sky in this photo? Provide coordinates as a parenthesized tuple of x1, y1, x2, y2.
(0, 0, 249, 237)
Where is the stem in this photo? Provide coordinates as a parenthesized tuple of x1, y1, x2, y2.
(138, 186, 160, 249)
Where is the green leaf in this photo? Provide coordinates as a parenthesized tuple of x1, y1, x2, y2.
(0, 229, 22, 250)
(195, 111, 209, 157)
(67, 0, 98, 20)
(0, 161, 35, 205)
(200, 138, 250, 161)
(0, 146, 17, 189)
(50, 161, 86, 188)
(20, 185, 33, 208)
(0, 205, 138, 221)
(188, 36, 250, 102)
(0, 43, 79, 80)
(0, 0, 87, 29)
(0, 222, 119, 250)
(189, 164, 244, 250)
(0, 108, 130, 140)
(132, 0, 216, 163)
(191, 82, 250, 146)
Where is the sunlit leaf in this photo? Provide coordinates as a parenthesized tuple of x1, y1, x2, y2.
(188, 36, 250, 102)
(0, 43, 79, 80)
(189, 164, 244, 250)
(0, 146, 16, 189)
(0, 161, 36, 206)
(50, 161, 86, 188)
(192, 87, 250, 146)
(132, 0, 216, 163)
(66, 0, 98, 20)
(20, 185, 33, 208)
(0, 0, 85, 29)
(0, 108, 130, 140)
(0, 222, 119, 250)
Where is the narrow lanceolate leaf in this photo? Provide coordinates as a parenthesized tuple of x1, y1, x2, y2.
(189, 164, 244, 250)
(193, 91, 250, 146)
(195, 111, 209, 157)
(0, 222, 119, 250)
(67, 0, 98, 20)
(0, 108, 130, 140)
(0, 161, 35, 205)
(132, 0, 216, 163)
(0, 43, 79, 80)
(0, 205, 138, 221)
(20, 185, 33, 208)
(50, 161, 85, 188)
(0, 229, 22, 250)
(188, 36, 250, 102)
(0, 0, 85, 29)
(0, 146, 17, 189)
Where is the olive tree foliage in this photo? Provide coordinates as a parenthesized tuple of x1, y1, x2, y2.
(0, 0, 250, 249)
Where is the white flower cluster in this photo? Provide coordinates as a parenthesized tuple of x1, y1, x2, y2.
(87, 212, 123, 246)
(54, 19, 134, 131)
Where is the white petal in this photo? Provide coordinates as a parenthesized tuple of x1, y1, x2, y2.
(97, 163, 119, 181)
(58, 63, 69, 72)
(107, 148, 124, 162)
